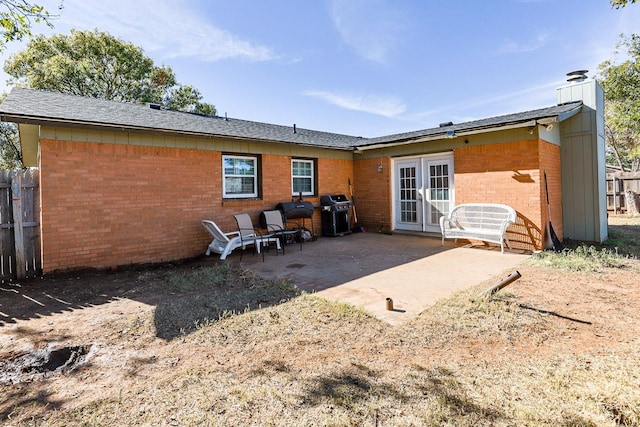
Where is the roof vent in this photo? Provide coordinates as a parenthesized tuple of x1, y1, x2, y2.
(566, 70, 588, 83)
(439, 121, 453, 128)
(293, 123, 297, 134)
(149, 103, 161, 110)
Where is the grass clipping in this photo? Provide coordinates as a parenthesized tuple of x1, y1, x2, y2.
(530, 244, 631, 272)
(51, 281, 640, 427)
(152, 263, 301, 339)
(5, 234, 640, 426)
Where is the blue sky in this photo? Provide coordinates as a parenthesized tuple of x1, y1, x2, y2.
(1, 0, 639, 137)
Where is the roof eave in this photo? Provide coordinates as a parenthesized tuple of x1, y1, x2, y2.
(353, 119, 537, 151)
(353, 105, 582, 151)
(0, 113, 354, 151)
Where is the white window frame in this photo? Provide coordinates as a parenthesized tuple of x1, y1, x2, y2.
(291, 159, 314, 196)
(223, 154, 258, 198)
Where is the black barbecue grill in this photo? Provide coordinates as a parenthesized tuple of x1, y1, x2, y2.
(275, 201, 314, 220)
(275, 201, 315, 238)
(320, 194, 352, 236)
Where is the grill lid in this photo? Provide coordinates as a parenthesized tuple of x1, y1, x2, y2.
(320, 194, 352, 211)
(320, 194, 350, 205)
(276, 201, 314, 219)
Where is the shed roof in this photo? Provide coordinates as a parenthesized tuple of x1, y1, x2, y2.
(0, 87, 583, 150)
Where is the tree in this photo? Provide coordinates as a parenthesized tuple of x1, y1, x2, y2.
(0, 93, 22, 169)
(163, 85, 217, 116)
(597, 33, 640, 172)
(611, 0, 637, 8)
(0, 122, 20, 169)
(0, 0, 61, 51)
(3, 29, 216, 115)
(1, 1, 61, 169)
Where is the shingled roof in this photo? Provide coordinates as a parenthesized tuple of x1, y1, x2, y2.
(360, 101, 583, 148)
(0, 88, 363, 150)
(0, 87, 583, 150)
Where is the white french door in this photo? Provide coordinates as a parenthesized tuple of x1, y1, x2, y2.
(393, 154, 454, 233)
(395, 159, 423, 231)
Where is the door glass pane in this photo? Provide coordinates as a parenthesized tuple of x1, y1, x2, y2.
(428, 161, 451, 226)
(399, 166, 418, 224)
(431, 201, 446, 224)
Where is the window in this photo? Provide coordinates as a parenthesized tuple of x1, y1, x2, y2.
(292, 159, 314, 196)
(223, 155, 258, 198)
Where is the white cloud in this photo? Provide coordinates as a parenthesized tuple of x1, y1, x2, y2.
(591, 6, 640, 66)
(329, 0, 406, 63)
(616, 4, 640, 34)
(55, 0, 276, 62)
(496, 31, 550, 55)
(408, 79, 564, 128)
(464, 79, 562, 111)
(304, 90, 406, 117)
(549, 5, 640, 83)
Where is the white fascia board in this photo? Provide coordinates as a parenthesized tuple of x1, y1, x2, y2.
(355, 120, 538, 151)
(355, 106, 582, 152)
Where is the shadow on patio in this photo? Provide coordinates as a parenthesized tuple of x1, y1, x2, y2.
(0, 232, 529, 337)
(224, 232, 530, 324)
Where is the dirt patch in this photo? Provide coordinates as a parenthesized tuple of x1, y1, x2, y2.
(0, 345, 93, 386)
(0, 218, 639, 426)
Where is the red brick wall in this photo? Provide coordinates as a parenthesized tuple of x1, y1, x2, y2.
(454, 139, 561, 250)
(318, 158, 353, 197)
(353, 157, 392, 233)
(38, 139, 351, 272)
(539, 141, 563, 243)
(38, 135, 562, 272)
(350, 141, 561, 248)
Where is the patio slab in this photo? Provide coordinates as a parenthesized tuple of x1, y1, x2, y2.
(226, 232, 530, 325)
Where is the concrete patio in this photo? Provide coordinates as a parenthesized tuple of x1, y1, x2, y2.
(225, 232, 530, 325)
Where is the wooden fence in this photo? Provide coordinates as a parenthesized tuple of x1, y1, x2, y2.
(606, 172, 640, 214)
(0, 169, 41, 280)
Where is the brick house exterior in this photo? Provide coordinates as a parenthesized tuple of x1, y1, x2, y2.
(0, 77, 606, 273)
(350, 135, 563, 253)
(37, 137, 354, 272)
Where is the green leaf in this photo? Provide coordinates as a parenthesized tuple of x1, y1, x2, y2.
(597, 33, 640, 171)
(3, 29, 215, 115)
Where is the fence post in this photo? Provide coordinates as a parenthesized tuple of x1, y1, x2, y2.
(11, 172, 26, 279)
(613, 176, 617, 214)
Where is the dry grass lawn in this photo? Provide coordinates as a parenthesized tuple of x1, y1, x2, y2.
(1, 216, 639, 426)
